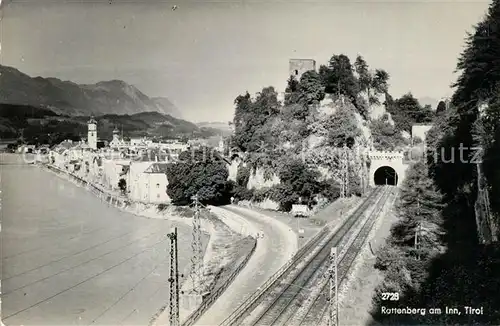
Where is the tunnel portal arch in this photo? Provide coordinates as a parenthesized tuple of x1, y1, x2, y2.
(368, 151, 407, 187)
(374, 166, 398, 186)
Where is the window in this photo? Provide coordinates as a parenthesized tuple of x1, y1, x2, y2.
(156, 183, 160, 188)
(295, 69, 298, 75)
(157, 194, 160, 198)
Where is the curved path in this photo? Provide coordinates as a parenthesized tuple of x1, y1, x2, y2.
(194, 205, 298, 326)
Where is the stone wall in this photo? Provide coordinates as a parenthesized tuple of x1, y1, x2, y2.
(289, 59, 316, 80)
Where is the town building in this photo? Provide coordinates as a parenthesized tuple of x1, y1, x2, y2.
(100, 159, 131, 191)
(88, 116, 97, 150)
(158, 141, 189, 160)
(128, 161, 171, 203)
(130, 137, 148, 147)
(109, 127, 127, 149)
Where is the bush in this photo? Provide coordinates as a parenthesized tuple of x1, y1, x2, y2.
(252, 187, 272, 202)
(157, 203, 168, 211)
(319, 179, 341, 201)
(166, 148, 230, 205)
(118, 178, 127, 194)
(231, 184, 254, 201)
(236, 164, 250, 187)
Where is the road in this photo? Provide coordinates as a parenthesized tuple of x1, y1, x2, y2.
(194, 205, 298, 326)
(1, 154, 202, 326)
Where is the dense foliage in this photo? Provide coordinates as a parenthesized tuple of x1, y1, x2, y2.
(165, 148, 232, 205)
(370, 114, 407, 151)
(385, 93, 434, 132)
(273, 159, 321, 211)
(324, 107, 362, 148)
(372, 2, 500, 324)
(229, 54, 395, 209)
(372, 162, 444, 323)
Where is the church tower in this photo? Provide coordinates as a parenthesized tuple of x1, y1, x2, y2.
(87, 115, 97, 150)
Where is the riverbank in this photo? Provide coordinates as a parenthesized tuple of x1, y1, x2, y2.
(1, 155, 196, 326)
(40, 161, 257, 325)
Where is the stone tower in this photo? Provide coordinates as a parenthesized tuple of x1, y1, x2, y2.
(112, 127, 120, 144)
(289, 59, 316, 81)
(87, 115, 97, 150)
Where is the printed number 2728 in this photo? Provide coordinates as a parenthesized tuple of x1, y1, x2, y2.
(381, 292, 399, 301)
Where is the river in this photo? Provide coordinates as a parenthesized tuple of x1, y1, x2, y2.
(1, 153, 196, 326)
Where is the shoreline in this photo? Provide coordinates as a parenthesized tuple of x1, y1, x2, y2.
(38, 161, 258, 326)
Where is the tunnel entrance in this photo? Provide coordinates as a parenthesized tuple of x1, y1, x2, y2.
(374, 166, 398, 186)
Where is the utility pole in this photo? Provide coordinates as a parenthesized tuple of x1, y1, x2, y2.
(415, 194, 420, 260)
(328, 247, 339, 326)
(339, 149, 344, 198)
(167, 227, 180, 326)
(190, 194, 204, 293)
(345, 145, 349, 197)
(339, 145, 349, 198)
(360, 147, 366, 195)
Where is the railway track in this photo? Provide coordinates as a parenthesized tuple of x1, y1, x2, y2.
(219, 187, 380, 326)
(295, 186, 397, 326)
(229, 186, 390, 326)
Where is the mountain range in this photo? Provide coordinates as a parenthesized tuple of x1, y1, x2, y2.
(0, 65, 183, 118)
(0, 103, 218, 145)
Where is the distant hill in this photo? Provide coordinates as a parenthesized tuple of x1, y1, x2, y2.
(0, 104, 216, 145)
(0, 65, 182, 118)
(418, 97, 439, 110)
(196, 121, 233, 136)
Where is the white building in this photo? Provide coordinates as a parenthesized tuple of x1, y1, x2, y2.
(101, 159, 130, 190)
(159, 141, 189, 159)
(88, 116, 97, 150)
(130, 137, 148, 147)
(128, 162, 171, 204)
(109, 127, 126, 149)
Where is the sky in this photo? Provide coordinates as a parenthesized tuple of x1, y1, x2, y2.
(0, 0, 492, 122)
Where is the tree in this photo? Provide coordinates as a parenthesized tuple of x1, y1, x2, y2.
(354, 55, 390, 105)
(320, 54, 359, 100)
(166, 148, 230, 205)
(436, 101, 447, 115)
(387, 93, 433, 132)
(118, 178, 127, 195)
(391, 161, 444, 259)
(371, 114, 406, 151)
(232, 87, 279, 152)
(325, 106, 362, 148)
(284, 75, 300, 106)
(429, 0, 500, 236)
(355, 55, 370, 92)
(298, 70, 325, 106)
(372, 69, 390, 94)
(271, 159, 321, 211)
(232, 92, 253, 151)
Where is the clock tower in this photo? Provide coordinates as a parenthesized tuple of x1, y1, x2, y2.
(87, 115, 97, 150)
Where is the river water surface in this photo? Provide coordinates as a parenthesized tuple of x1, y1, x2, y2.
(1, 153, 195, 326)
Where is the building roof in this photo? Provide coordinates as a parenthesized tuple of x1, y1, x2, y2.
(144, 162, 170, 174)
(59, 140, 74, 150)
